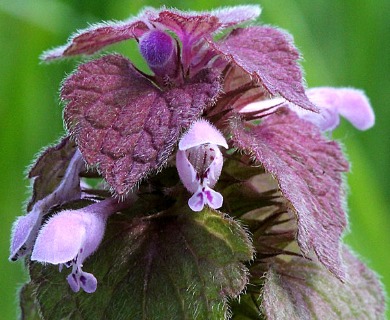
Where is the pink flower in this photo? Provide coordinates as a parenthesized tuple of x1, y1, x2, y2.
(9, 148, 84, 262)
(30, 197, 131, 293)
(240, 87, 375, 132)
(300, 87, 375, 131)
(176, 120, 228, 211)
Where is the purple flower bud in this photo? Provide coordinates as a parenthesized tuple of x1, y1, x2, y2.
(176, 120, 228, 212)
(139, 29, 178, 78)
(30, 197, 132, 293)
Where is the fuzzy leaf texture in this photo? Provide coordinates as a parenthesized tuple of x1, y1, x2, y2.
(27, 136, 77, 211)
(24, 207, 253, 320)
(61, 54, 221, 195)
(210, 27, 317, 112)
(19, 283, 40, 320)
(230, 108, 349, 279)
(41, 6, 261, 60)
(262, 247, 386, 320)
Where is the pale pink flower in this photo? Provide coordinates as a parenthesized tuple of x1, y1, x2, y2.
(176, 120, 228, 212)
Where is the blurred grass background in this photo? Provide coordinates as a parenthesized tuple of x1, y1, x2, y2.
(0, 0, 388, 318)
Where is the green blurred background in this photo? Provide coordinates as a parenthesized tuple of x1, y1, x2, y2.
(1, 0, 388, 318)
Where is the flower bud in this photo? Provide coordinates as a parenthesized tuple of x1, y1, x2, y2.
(139, 29, 178, 78)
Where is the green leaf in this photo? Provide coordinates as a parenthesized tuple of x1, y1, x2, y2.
(261, 246, 386, 320)
(19, 282, 41, 320)
(230, 291, 264, 320)
(27, 207, 253, 319)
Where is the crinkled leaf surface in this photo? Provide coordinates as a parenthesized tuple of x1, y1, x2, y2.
(27, 136, 77, 211)
(262, 247, 386, 320)
(210, 27, 317, 111)
(230, 108, 349, 279)
(62, 54, 221, 195)
(26, 207, 253, 320)
(150, 5, 259, 44)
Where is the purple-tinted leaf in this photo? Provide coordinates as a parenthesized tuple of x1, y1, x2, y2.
(210, 27, 318, 111)
(230, 108, 349, 279)
(262, 247, 386, 320)
(27, 207, 253, 319)
(212, 5, 261, 27)
(27, 136, 77, 211)
(62, 54, 221, 195)
(145, 9, 226, 71)
(145, 6, 261, 72)
(42, 6, 261, 61)
(149, 10, 219, 45)
(150, 5, 260, 43)
(41, 19, 148, 60)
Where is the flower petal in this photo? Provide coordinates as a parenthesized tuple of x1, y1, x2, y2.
(66, 269, 98, 293)
(79, 271, 98, 294)
(176, 150, 198, 193)
(31, 210, 87, 264)
(331, 88, 374, 130)
(209, 26, 318, 112)
(302, 87, 375, 131)
(178, 119, 228, 150)
(9, 210, 40, 261)
(203, 187, 223, 210)
(188, 191, 206, 212)
(10, 141, 84, 261)
(67, 272, 81, 293)
(239, 97, 286, 114)
(291, 89, 340, 131)
(206, 147, 224, 187)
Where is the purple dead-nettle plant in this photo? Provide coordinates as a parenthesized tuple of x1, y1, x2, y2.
(10, 4, 385, 320)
